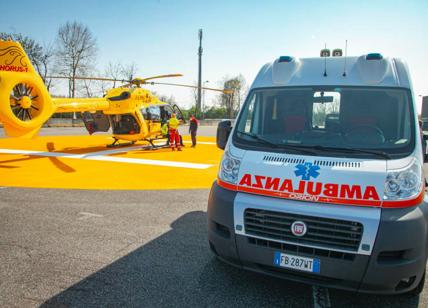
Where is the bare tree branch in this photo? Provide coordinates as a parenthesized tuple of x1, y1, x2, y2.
(120, 62, 138, 81)
(0, 32, 53, 89)
(54, 21, 98, 99)
(217, 74, 247, 118)
(105, 61, 123, 88)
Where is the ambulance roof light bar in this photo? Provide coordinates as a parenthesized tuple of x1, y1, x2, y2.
(366, 53, 383, 60)
(278, 56, 294, 63)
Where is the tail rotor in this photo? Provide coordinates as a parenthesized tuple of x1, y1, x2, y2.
(0, 40, 53, 138)
(10, 82, 42, 121)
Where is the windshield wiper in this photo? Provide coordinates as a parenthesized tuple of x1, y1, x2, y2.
(236, 131, 316, 155)
(237, 131, 278, 147)
(308, 145, 391, 159)
(236, 132, 390, 159)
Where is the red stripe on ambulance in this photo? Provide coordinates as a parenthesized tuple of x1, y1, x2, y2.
(238, 173, 380, 201)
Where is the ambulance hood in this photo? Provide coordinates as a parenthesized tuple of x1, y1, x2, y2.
(233, 148, 387, 207)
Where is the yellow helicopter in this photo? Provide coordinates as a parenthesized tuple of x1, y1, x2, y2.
(0, 40, 232, 148)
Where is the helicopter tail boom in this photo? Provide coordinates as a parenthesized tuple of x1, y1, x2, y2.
(53, 97, 110, 113)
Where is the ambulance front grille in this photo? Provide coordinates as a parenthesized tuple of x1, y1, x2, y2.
(263, 155, 305, 164)
(313, 160, 361, 168)
(244, 209, 363, 252)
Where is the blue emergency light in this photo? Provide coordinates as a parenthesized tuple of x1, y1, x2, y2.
(366, 53, 383, 60)
(279, 56, 294, 63)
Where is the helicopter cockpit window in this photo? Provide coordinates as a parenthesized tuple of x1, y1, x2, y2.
(147, 106, 161, 122)
(142, 108, 150, 120)
(111, 114, 141, 135)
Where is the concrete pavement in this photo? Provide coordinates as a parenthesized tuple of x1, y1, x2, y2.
(0, 187, 426, 307)
(1, 127, 428, 307)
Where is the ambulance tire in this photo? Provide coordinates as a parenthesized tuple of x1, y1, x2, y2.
(406, 271, 425, 296)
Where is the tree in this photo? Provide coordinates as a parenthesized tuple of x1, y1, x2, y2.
(54, 21, 97, 99)
(189, 82, 208, 118)
(157, 94, 176, 105)
(105, 61, 123, 87)
(218, 74, 246, 118)
(0, 32, 54, 89)
(204, 106, 227, 119)
(38, 42, 54, 90)
(120, 62, 138, 81)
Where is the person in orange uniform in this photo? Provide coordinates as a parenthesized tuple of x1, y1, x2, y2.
(168, 113, 182, 151)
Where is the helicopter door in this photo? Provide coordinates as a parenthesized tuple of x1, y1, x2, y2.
(82, 111, 110, 135)
(160, 104, 173, 123)
(146, 106, 162, 136)
(172, 104, 186, 123)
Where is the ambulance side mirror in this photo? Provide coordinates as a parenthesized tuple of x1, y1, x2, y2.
(217, 120, 232, 150)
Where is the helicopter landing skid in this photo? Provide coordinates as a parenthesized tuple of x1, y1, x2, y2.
(107, 138, 135, 148)
(145, 139, 169, 150)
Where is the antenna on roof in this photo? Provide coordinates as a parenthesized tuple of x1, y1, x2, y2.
(323, 43, 328, 77)
(342, 40, 348, 77)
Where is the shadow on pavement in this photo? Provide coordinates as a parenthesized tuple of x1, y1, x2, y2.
(40, 210, 423, 307)
(40, 211, 311, 307)
(329, 288, 420, 308)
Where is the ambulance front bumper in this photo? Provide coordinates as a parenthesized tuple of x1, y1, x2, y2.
(208, 181, 428, 294)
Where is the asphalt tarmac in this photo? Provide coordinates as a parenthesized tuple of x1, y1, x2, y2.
(0, 187, 427, 308)
(1, 127, 428, 307)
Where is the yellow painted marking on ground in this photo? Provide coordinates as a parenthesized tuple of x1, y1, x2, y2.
(0, 135, 223, 190)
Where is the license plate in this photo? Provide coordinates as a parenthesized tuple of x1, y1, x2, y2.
(274, 251, 320, 273)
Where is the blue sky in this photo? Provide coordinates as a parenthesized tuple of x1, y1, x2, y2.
(1, 0, 428, 109)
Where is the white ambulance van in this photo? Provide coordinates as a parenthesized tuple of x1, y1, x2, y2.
(208, 52, 428, 295)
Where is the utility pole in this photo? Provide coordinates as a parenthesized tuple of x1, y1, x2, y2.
(197, 29, 203, 118)
(202, 80, 209, 119)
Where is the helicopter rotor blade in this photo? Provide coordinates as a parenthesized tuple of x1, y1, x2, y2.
(46, 76, 129, 83)
(139, 74, 183, 82)
(45, 75, 233, 93)
(46, 74, 183, 85)
(147, 81, 234, 94)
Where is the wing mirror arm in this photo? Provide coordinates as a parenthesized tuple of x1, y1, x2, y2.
(216, 120, 232, 150)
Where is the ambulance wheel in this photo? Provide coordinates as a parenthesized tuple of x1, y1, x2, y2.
(406, 271, 425, 296)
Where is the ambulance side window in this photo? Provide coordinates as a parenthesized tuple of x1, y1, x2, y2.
(245, 96, 255, 132)
(240, 93, 261, 134)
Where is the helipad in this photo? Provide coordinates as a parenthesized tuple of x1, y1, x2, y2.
(0, 134, 222, 190)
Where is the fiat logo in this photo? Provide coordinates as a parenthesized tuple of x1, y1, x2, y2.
(291, 221, 307, 237)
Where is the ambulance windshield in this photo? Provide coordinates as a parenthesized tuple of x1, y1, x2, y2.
(234, 87, 415, 158)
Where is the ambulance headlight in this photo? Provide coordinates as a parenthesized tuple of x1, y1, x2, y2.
(219, 151, 241, 184)
(384, 159, 423, 200)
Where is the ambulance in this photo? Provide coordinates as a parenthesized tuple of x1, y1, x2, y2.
(208, 51, 428, 295)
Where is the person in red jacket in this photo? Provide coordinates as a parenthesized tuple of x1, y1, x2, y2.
(189, 114, 199, 147)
